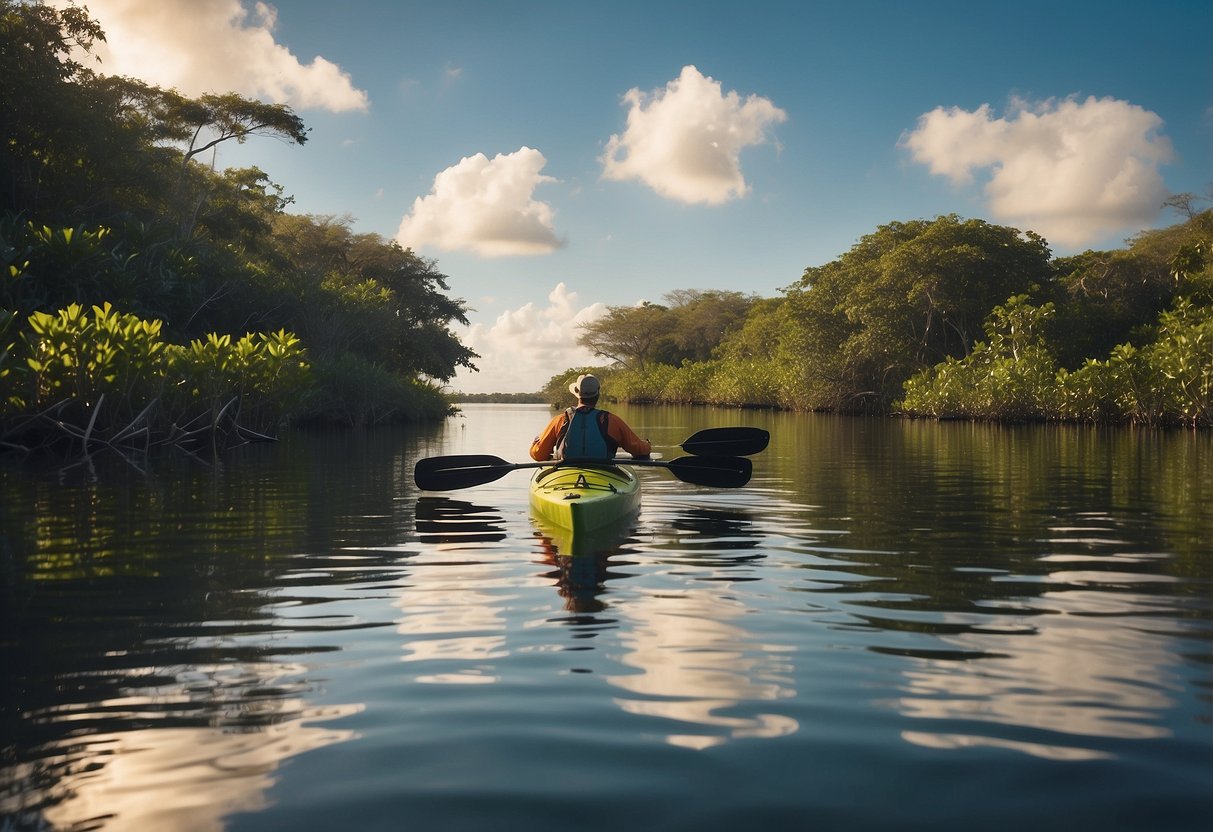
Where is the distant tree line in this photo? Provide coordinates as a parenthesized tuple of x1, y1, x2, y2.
(1, 1, 476, 454)
(455, 392, 547, 404)
(545, 210, 1212, 428)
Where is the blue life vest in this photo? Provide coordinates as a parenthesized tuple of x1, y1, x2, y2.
(555, 407, 613, 461)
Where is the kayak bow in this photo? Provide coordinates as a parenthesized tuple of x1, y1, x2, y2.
(529, 463, 641, 535)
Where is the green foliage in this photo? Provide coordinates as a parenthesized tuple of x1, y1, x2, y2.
(1144, 298, 1213, 426)
(903, 295, 1213, 428)
(301, 351, 452, 427)
(577, 302, 676, 369)
(662, 289, 761, 363)
(655, 361, 718, 404)
(1047, 248, 1172, 368)
(1055, 346, 1150, 424)
(576, 290, 760, 370)
(571, 210, 1213, 429)
(1045, 207, 1213, 367)
(261, 214, 477, 381)
(898, 296, 1060, 421)
(781, 215, 1053, 412)
(0, 215, 208, 327)
(0, 306, 25, 415)
(607, 364, 676, 403)
(0, 1, 477, 441)
(708, 359, 789, 408)
(1, 0, 108, 217)
(4, 302, 314, 448)
(168, 328, 312, 432)
(25, 302, 168, 412)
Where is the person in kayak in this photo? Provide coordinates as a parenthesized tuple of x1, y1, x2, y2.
(530, 374, 652, 462)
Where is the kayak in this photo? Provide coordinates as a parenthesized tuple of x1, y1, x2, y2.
(529, 463, 640, 536)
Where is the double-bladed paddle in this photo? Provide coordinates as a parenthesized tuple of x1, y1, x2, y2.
(413, 427, 765, 492)
(413, 453, 752, 491)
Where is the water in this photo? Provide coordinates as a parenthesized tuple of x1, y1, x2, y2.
(1, 404, 1210, 831)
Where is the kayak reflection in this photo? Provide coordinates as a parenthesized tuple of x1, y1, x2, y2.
(532, 510, 638, 613)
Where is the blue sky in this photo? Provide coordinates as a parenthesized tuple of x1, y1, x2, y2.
(66, 0, 1212, 392)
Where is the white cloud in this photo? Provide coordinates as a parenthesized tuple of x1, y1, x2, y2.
(397, 147, 563, 257)
(452, 284, 607, 394)
(902, 96, 1174, 247)
(60, 0, 368, 112)
(601, 65, 787, 205)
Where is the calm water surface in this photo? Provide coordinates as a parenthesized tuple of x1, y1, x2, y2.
(1, 404, 1210, 831)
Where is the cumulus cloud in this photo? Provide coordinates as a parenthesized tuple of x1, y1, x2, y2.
(902, 96, 1174, 247)
(59, 0, 368, 112)
(601, 65, 787, 205)
(452, 284, 608, 394)
(397, 147, 563, 257)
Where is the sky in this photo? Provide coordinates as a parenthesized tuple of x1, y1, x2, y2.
(59, 0, 1213, 393)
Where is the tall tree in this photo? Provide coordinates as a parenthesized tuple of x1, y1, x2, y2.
(164, 91, 308, 234)
(780, 215, 1053, 411)
(664, 289, 760, 362)
(1, 0, 106, 216)
(267, 214, 477, 381)
(577, 302, 676, 369)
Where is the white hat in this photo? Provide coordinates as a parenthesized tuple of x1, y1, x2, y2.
(568, 373, 601, 398)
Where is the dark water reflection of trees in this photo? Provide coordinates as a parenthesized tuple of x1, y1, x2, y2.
(0, 430, 436, 825)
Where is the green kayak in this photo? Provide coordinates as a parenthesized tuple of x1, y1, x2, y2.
(529, 463, 640, 536)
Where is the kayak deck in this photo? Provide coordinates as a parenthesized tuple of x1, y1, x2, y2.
(529, 463, 640, 536)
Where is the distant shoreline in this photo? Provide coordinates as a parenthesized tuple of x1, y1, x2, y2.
(451, 392, 546, 404)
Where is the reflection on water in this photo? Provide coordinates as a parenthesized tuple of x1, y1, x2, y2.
(0, 434, 417, 830)
(397, 496, 513, 684)
(606, 588, 799, 750)
(2, 408, 1210, 830)
(889, 517, 1195, 761)
(608, 502, 798, 750)
(408, 496, 800, 750)
(3, 707, 359, 832)
(532, 530, 632, 615)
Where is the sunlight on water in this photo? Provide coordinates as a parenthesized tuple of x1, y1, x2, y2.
(602, 588, 799, 750)
(18, 711, 360, 832)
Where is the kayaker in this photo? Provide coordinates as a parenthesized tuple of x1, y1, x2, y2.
(530, 374, 652, 462)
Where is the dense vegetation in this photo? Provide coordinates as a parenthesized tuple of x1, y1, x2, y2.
(546, 210, 1212, 428)
(1, 1, 475, 454)
(6, 3, 1210, 448)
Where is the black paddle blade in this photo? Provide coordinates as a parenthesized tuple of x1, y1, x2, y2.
(680, 427, 770, 457)
(414, 454, 513, 491)
(667, 455, 752, 488)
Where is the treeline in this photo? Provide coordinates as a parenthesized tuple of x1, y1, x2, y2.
(456, 392, 548, 404)
(1, 2, 474, 454)
(543, 211, 1212, 428)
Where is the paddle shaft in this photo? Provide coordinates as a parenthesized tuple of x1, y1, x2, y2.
(414, 454, 751, 490)
(413, 426, 765, 491)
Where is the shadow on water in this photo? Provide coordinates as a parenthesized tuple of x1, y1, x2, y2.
(414, 496, 508, 545)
